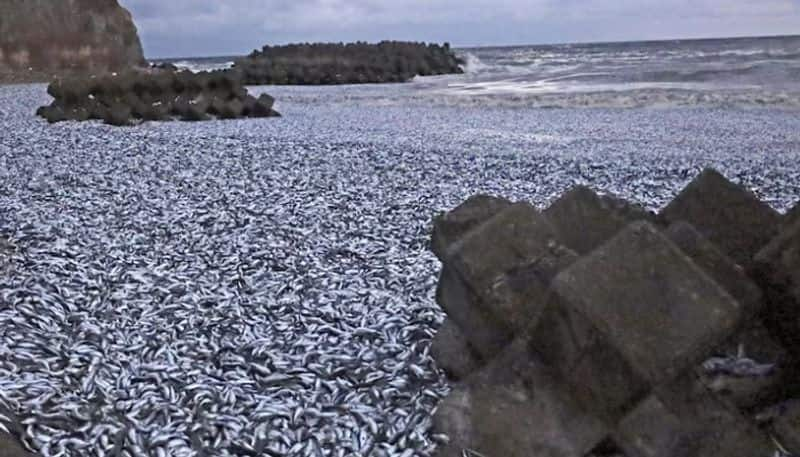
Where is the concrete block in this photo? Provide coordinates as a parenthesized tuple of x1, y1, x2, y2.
(433, 339, 608, 457)
(665, 221, 762, 314)
(752, 219, 800, 382)
(529, 221, 744, 421)
(430, 318, 482, 381)
(431, 195, 512, 261)
(785, 201, 800, 229)
(436, 266, 512, 359)
(544, 185, 656, 255)
(665, 222, 788, 409)
(614, 372, 773, 457)
(439, 202, 577, 359)
(659, 168, 781, 267)
(768, 399, 800, 454)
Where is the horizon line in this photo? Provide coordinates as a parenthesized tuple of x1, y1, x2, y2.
(146, 32, 800, 61)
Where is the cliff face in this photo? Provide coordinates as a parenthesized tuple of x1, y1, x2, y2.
(0, 0, 145, 74)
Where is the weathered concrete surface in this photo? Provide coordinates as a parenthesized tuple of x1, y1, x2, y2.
(544, 185, 656, 255)
(430, 319, 481, 381)
(660, 168, 781, 267)
(0, 0, 145, 75)
(439, 203, 576, 359)
(664, 222, 787, 407)
(665, 221, 762, 314)
(786, 202, 800, 229)
(430, 195, 512, 261)
(433, 339, 608, 457)
(769, 399, 800, 454)
(614, 372, 773, 457)
(753, 219, 800, 386)
(436, 266, 512, 360)
(530, 221, 744, 421)
(430, 182, 792, 456)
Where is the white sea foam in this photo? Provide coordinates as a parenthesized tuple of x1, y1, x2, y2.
(420, 88, 800, 109)
(460, 52, 492, 74)
(170, 60, 235, 73)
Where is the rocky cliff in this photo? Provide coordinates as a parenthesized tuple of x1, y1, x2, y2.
(0, 0, 144, 78)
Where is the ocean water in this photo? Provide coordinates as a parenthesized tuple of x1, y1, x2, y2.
(156, 35, 800, 109)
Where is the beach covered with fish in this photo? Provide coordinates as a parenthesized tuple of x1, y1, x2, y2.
(2, 35, 800, 457)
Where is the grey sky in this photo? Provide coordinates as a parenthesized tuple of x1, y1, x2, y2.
(119, 0, 800, 58)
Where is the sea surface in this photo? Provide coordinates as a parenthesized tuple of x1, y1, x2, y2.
(156, 34, 800, 109)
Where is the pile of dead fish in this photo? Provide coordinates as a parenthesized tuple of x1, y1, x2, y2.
(430, 168, 800, 457)
(36, 69, 280, 126)
(0, 142, 448, 456)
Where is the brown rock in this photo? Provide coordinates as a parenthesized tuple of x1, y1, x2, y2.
(0, 0, 145, 74)
(659, 168, 781, 267)
(544, 185, 656, 255)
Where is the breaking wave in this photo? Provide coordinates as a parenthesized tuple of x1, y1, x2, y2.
(445, 35, 800, 108)
(171, 60, 235, 73)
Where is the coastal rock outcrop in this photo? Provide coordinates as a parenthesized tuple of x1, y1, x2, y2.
(0, 0, 145, 79)
(234, 41, 464, 85)
(430, 168, 799, 456)
(36, 70, 280, 126)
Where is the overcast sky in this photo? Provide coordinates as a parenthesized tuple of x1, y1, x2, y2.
(119, 0, 800, 58)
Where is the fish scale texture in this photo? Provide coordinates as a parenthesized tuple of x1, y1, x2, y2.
(0, 83, 799, 456)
